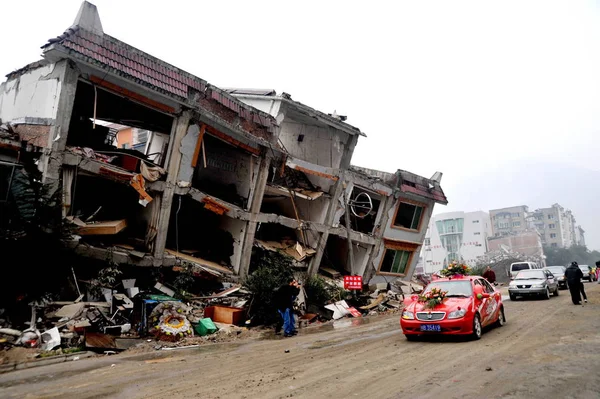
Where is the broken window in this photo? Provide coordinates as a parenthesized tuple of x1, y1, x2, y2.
(379, 249, 412, 275)
(392, 201, 424, 230)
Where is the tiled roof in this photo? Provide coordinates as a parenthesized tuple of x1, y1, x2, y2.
(41, 27, 277, 138)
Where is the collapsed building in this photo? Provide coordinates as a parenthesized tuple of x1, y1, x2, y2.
(0, 1, 447, 285)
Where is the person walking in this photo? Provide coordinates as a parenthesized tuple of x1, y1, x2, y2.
(482, 266, 497, 285)
(564, 261, 585, 305)
(596, 261, 600, 283)
(273, 278, 300, 337)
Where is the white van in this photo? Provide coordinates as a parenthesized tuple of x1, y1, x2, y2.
(509, 261, 541, 279)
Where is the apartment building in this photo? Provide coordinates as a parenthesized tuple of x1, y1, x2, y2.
(422, 211, 492, 272)
(530, 204, 584, 248)
(489, 205, 529, 237)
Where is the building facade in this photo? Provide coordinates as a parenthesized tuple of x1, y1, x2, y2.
(0, 2, 447, 282)
(489, 205, 529, 237)
(529, 203, 584, 248)
(422, 211, 492, 273)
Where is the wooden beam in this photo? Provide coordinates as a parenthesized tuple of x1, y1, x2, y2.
(205, 125, 261, 155)
(191, 124, 206, 168)
(76, 220, 127, 235)
(90, 75, 176, 114)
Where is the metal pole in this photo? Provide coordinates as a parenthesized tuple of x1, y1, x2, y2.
(343, 189, 355, 275)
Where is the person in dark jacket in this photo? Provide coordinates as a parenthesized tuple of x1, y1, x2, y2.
(273, 278, 300, 337)
(565, 261, 586, 304)
(483, 266, 497, 285)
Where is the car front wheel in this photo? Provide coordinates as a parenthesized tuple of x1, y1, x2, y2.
(543, 287, 550, 300)
(553, 286, 559, 296)
(509, 293, 517, 301)
(472, 314, 482, 340)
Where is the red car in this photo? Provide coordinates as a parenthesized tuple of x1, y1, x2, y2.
(400, 275, 506, 340)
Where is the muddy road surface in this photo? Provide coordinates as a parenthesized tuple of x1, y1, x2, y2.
(2, 284, 600, 399)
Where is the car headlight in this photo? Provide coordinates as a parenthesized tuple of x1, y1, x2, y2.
(401, 311, 414, 320)
(532, 284, 544, 288)
(509, 282, 517, 287)
(448, 308, 466, 319)
(558, 276, 564, 281)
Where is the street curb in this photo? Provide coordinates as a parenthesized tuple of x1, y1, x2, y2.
(0, 351, 95, 374)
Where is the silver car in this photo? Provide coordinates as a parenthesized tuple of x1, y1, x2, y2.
(509, 269, 559, 300)
(544, 266, 567, 289)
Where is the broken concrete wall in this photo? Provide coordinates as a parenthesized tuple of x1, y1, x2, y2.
(0, 62, 61, 128)
(279, 120, 348, 170)
(218, 216, 247, 273)
(0, 62, 63, 148)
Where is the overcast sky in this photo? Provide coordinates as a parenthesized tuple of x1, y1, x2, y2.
(1, 0, 598, 250)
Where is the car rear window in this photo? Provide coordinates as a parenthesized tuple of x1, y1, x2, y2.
(512, 263, 530, 271)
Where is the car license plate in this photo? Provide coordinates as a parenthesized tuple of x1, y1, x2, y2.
(420, 324, 441, 332)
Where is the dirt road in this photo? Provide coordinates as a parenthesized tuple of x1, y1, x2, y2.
(2, 284, 600, 399)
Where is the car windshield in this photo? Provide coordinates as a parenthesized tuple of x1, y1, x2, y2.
(512, 263, 530, 271)
(423, 281, 473, 297)
(579, 265, 590, 271)
(515, 270, 545, 280)
(546, 267, 564, 274)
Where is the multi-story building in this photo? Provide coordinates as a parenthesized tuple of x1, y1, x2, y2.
(576, 226, 586, 246)
(422, 211, 492, 273)
(530, 203, 585, 248)
(489, 205, 529, 237)
(0, 2, 447, 282)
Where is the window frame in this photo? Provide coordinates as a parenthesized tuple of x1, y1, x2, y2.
(377, 240, 419, 277)
(391, 199, 427, 232)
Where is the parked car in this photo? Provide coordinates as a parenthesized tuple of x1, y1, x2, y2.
(544, 266, 567, 289)
(578, 265, 595, 282)
(400, 276, 505, 341)
(508, 269, 559, 300)
(509, 261, 541, 279)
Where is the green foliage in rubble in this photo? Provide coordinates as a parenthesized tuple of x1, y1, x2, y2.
(304, 275, 350, 306)
(244, 249, 294, 325)
(89, 249, 123, 298)
(172, 261, 195, 299)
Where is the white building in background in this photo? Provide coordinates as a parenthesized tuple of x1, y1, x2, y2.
(422, 211, 492, 273)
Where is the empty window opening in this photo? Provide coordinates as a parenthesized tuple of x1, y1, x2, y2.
(67, 81, 173, 169)
(340, 187, 381, 234)
(68, 174, 152, 249)
(261, 165, 329, 224)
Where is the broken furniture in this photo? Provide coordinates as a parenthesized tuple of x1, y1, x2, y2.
(204, 305, 245, 326)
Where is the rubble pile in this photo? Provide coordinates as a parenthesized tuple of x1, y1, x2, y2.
(0, 272, 254, 363)
(476, 248, 544, 284)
